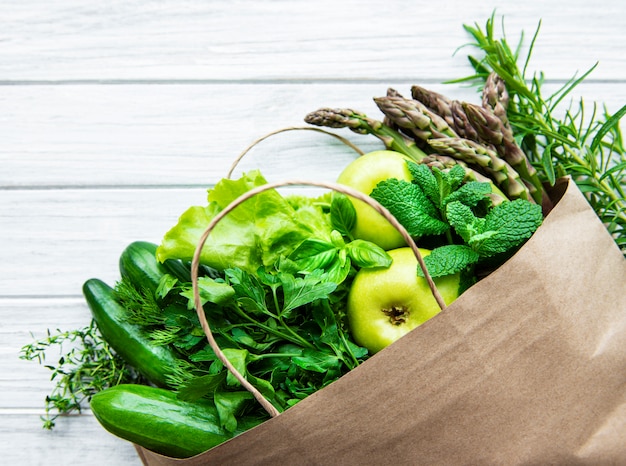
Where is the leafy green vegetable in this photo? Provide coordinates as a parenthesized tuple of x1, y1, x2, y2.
(157, 170, 334, 272)
(370, 177, 449, 237)
(370, 160, 542, 277)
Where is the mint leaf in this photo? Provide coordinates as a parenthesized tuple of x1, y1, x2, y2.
(330, 194, 356, 237)
(407, 162, 441, 206)
(447, 164, 467, 190)
(444, 181, 492, 208)
(417, 245, 480, 278)
(345, 239, 392, 269)
(446, 201, 485, 243)
(370, 178, 449, 237)
(473, 199, 543, 257)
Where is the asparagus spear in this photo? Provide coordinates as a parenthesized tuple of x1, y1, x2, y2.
(304, 107, 427, 162)
(411, 85, 482, 142)
(373, 95, 458, 142)
(462, 102, 545, 204)
(427, 137, 531, 201)
(482, 72, 510, 129)
(410, 85, 455, 127)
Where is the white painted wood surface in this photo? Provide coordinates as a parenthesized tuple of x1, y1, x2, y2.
(1, 1, 624, 464)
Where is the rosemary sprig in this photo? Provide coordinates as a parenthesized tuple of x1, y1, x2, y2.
(451, 13, 626, 253)
(19, 320, 141, 429)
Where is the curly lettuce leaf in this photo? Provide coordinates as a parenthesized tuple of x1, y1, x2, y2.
(156, 170, 332, 272)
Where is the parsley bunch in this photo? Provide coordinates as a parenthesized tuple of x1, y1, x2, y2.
(108, 244, 373, 431)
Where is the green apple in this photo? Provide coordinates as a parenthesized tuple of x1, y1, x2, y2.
(337, 150, 413, 250)
(347, 247, 461, 354)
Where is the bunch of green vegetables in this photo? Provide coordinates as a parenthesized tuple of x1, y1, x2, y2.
(19, 13, 624, 459)
(306, 13, 625, 254)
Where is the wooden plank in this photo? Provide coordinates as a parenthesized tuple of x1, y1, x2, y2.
(0, 188, 206, 296)
(1, 82, 624, 188)
(0, 413, 141, 466)
(0, 1, 623, 81)
(0, 186, 336, 297)
(2, 297, 94, 409)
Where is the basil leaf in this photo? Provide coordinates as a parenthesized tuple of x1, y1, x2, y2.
(345, 239, 392, 269)
(288, 238, 338, 272)
(330, 194, 356, 236)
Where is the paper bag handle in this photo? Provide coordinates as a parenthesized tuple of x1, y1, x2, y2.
(190, 179, 446, 418)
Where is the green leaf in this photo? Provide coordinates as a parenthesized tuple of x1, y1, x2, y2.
(417, 245, 480, 278)
(177, 372, 225, 401)
(444, 181, 492, 208)
(345, 239, 392, 269)
(446, 201, 485, 243)
(370, 178, 449, 237)
(541, 143, 557, 186)
(407, 162, 441, 206)
(590, 103, 626, 153)
(225, 268, 269, 315)
(155, 274, 178, 300)
(288, 239, 338, 273)
(447, 163, 468, 190)
(221, 348, 249, 387)
(292, 348, 342, 374)
(323, 255, 352, 285)
(181, 276, 235, 308)
(330, 194, 356, 236)
(474, 199, 543, 257)
(214, 389, 254, 432)
(157, 170, 334, 273)
(280, 272, 337, 316)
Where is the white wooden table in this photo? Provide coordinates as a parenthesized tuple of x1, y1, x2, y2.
(2, 1, 624, 464)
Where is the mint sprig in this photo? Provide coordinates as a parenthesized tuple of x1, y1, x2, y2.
(369, 161, 543, 278)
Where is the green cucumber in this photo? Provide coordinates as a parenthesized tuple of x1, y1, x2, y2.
(83, 278, 182, 388)
(90, 384, 262, 458)
(119, 241, 190, 292)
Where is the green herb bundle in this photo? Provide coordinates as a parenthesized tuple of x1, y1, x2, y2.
(454, 13, 625, 253)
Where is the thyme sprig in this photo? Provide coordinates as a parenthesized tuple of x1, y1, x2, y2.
(19, 320, 141, 429)
(451, 13, 626, 253)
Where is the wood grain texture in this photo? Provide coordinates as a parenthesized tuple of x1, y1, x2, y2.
(2, 0, 624, 464)
(1, 0, 623, 81)
(1, 82, 624, 189)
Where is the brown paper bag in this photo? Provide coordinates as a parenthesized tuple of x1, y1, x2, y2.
(135, 177, 626, 465)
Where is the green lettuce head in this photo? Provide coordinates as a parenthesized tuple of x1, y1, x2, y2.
(156, 170, 332, 273)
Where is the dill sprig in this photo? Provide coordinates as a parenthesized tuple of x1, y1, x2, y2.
(450, 13, 626, 253)
(19, 320, 142, 429)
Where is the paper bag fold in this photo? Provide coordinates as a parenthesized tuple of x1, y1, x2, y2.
(138, 178, 626, 465)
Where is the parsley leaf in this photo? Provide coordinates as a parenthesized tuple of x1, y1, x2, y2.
(279, 271, 337, 317)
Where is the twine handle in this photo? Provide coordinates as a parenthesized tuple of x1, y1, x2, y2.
(190, 179, 447, 419)
(226, 126, 364, 179)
